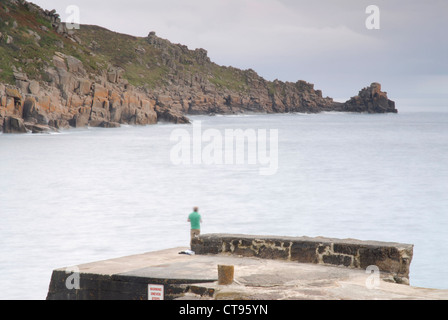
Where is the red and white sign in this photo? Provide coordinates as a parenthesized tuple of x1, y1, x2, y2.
(148, 284, 164, 300)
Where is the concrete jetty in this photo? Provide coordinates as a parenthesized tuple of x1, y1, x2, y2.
(46, 234, 448, 300)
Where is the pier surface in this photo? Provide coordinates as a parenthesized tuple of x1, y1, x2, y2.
(46, 234, 448, 300)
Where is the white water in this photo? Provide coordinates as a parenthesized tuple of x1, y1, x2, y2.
(1, 107, 447, 299)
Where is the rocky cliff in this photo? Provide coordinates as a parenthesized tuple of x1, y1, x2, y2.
(0, 0, 397, 134)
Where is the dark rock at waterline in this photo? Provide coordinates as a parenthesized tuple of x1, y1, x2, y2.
(3, 116, 28, 134)
(24, 123, 56, 134)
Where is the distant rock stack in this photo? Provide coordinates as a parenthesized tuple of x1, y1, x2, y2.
(339, 83, 397, 113)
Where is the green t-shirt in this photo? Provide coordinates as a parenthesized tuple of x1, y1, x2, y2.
(188, 212, 201, 230)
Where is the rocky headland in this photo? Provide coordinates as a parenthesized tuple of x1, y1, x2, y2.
(0, 0, 397, 134)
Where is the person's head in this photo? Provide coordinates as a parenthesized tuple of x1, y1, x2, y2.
(193, 206, 198, 212)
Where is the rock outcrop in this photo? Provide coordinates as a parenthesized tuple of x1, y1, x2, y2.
(332, 83, 397, 114)
(0, 0, 397, 134)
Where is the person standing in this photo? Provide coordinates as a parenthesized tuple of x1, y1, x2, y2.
(188, 207, 202, 248)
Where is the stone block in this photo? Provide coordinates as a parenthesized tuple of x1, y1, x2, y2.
(333, 243, 359, 256)
(290, 241, 319, 263)
(322, 254, 352, 267)
(258, 244, 289, 260)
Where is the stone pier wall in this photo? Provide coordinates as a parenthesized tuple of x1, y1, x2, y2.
(192, 234, 414, 284)
(46, 269, 214, 300)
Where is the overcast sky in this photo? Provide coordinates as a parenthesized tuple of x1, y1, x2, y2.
(31, 0, 448, 106)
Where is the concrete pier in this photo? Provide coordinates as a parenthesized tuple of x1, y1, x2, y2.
(46, 234, 448, 300)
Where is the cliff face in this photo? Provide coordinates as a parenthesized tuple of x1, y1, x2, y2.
(0, 0, 397, 134)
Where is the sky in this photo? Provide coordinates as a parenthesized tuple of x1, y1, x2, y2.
(30, 0, 448, 106)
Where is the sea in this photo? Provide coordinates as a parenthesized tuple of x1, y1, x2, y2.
(1, 105, 447, 300)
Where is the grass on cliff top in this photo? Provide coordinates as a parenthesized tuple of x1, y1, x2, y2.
(75, 25, 172, 88)
(75, 25, 253, 92)
(209, 65, 250, 93)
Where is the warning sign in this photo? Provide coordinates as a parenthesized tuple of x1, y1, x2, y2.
(148, 284, 164, 300)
